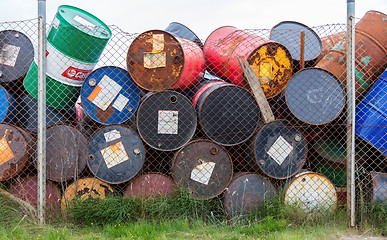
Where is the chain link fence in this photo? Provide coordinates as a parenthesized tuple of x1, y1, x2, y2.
(0, 5, 385, 225)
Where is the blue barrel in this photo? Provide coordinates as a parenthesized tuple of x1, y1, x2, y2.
(80, 66, 141, 125)
(87, 125, 145, 184)
(356, 69, 387, 156)
(0, 85, 16, 123)
(165, 22, 203, 48)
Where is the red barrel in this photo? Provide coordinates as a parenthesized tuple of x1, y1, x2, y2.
(203, 26, 293, 98)
(124, 173, 176, 199)
(126, 29, 205, 91)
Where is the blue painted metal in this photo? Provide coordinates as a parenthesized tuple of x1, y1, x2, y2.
(0, 85, 16, 123)
(165, 22, 203, 48)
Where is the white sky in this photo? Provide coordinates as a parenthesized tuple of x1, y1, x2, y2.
(1, 0, 386, 39)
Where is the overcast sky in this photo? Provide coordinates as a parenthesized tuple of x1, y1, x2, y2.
(1, 0, 386, 39)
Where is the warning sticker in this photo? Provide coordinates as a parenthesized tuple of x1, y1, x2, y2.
(112, 94, 129, 112)
(100, 141, 128, 169)
(267, 136, 293, 165)
(0, 131, 15, 165)
(190, 161, 216, 185)
(157, 110, 178, 134)
(0, 44, 20, 67)
(87, 75, 122, 111)
(104, 130, 121, 142)
(144, 52, 166, 69)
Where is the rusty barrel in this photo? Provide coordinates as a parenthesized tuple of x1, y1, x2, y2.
(165, 22, 203, 48)
(317, 31, 345, 63)
(44, 124, 88, 182)
(87, 125, 145, 184)
(172, 139, 233, 200)
(284, 171, 337, 214)
(203, 26, 293, 98)
(284, 67, 345, 125)
(0, 123, 34, 181)
(137, 90, 197, 151)
(126, 29, 205, 91)
(124, 173, 176, 199)
(316, 10, 387, 98)
(251, 120, 307, 180)
(223, 173, 277, 219)
(370, 171, 387, 203)
(270, 21, 322, 70)
(61, 177, 114, 210)
(193, 81, 262, 146)
(10, 176, 61, 210)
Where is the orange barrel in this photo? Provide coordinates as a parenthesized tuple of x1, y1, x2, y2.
(223, 173, 277, 219)
(126, 29, 205, 91)
(203, 26, 293, 98)
(316, 10, 387, 98)
(44, 124, 88, 182)
(10, 176, 61, 210)
(0, 123, 34, 181)
(172, 139, 233, 200)
(124, 173, 176, 199)
(61, 177, 114, 210)
(317, 31, 345, 63)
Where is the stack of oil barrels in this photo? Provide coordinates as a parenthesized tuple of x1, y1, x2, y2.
(0, 6, 386, 216)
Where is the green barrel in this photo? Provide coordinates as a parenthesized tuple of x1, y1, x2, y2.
(47, 5, 112, 63)
(23, 61, 80, 110)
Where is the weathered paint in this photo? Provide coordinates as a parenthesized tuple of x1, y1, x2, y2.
(125, 173, 176, 199)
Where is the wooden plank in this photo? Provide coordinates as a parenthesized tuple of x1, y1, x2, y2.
(238, 58, 275, 124)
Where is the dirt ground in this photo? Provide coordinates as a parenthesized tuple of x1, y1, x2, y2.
(340, 235, 387, 240)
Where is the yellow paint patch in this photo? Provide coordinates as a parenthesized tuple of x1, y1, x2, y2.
(0, 131, 14, 165)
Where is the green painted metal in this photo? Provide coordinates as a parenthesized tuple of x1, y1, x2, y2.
(47, 5, 111, 63)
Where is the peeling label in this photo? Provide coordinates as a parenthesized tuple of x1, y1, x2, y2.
(144, 52, 166, 69)
(267, 136, 293, 165)
(158, 110, 178, 134)
(152, 34, 164, 51)
(100, 141, 128, 169)
(0, 44, 20, 67)
(190, 161, 216, 185)
(104, 130, 121, 142)
(87, 75, 122, 111)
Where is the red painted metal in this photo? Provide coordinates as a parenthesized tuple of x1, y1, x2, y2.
(124, 173, 176, 199)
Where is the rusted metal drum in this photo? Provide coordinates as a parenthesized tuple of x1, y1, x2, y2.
(284, 171, 337, 214)
(180, 71, 224, 100)
(223, 173, 277, 219)
(252, 120, 307, 179)
(193, 81, 262, 146)
(172, 139, 233, 199)
(80, 66, 141, 125)
(61, 177, 114, 210)
(124, 173, 176, 199)
(270, 21, 322, 69)
(165, 22, 203, 48)
(16, 93, 74, 134)
(203, 26, 293, 98)
(137, 90, 197, 151)
(316, 10, 387, 98)
(356, 69, 387, 156)
(126, 29, 205, 91)
(317, 31, 345, 63)
(10, 176, 61, 210)
(0, 30, 34, 86)
(0, 123, 33, 181)
(285, 67, 345, 125)
(45, 124, 88, 182)
(370, 171, 387, 203)
(87, 125, 145, 184)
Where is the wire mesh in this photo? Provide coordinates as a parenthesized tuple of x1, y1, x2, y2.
(0, 7, 385, 224)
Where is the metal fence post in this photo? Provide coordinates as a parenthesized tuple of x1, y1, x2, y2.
(346, 0, 356, 228)
(37, 0, 47, 225)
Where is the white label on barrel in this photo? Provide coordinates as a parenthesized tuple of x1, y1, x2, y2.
(143, 52, 166, 69)
(0, 44, 20, 67)
(104, 130, 121, 142)
(100, 141, 129, 169)
(73, 15, 96, 30)
(112, 94, 129, 112)
(157, 110, 178, 134)
(88, 75, 122, 111)
(52, 15, 60, 29)
(152, 34, 164, 51)
(267, 136, 293, 165)
(190, 161, 216, 185)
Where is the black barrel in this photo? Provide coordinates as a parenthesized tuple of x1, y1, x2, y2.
(137, 90, 197, 151)
(252, 120, 307, 179)
(172, 139, 233, 199)
(45, 124, 88, 182)
(165, 22, 203, 49)
(87, 125, 145, 184)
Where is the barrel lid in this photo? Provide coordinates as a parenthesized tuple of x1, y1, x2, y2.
(137, 90, 197, 151)
(126, 30, 185, 91)
(285, 67, 345, 125)
(56, 5, 112, 39)
(172, 139, 233, 199)
(0, 30, 34, 83)
(253, 120, 307, 179)
(270, 21, 322, 61)
(165, 22, 203, 48)
(87, 125, 145, 184)
(81, 66, 141, 125)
